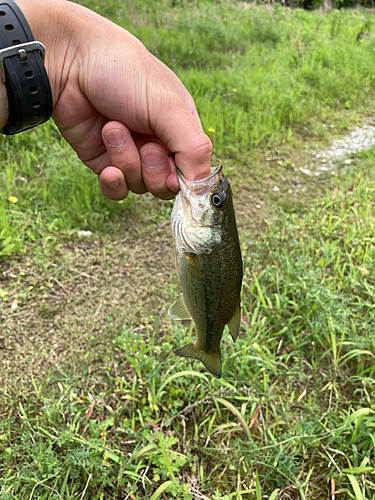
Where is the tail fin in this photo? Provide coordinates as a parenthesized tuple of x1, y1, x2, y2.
(175, 342, 222, 379)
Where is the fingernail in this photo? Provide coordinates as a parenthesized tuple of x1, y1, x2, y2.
(141, 149, 163, 169)
(104, 178, 120, 189)
(104, 129, 126, 148)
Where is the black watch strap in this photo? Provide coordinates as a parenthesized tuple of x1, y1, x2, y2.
(0, 0, 52, 135)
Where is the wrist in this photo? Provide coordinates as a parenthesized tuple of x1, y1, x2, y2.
(0, 0, 67, 131)
(0, 0, 57, 133)
(13, 0, 76, 107)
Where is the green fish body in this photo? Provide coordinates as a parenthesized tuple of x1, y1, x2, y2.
(169, 165, 243, 378)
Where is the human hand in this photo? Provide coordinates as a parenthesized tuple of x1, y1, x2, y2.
(14, 0, 212, 200)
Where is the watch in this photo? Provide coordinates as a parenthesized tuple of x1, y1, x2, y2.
(0, 0, 52, 135)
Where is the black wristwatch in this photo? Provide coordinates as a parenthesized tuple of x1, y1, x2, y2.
(0, 0, 52, 135)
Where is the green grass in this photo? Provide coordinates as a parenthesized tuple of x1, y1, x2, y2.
(1, 1, 375, 499)
(96, 0, 375, 151)
(1, 157, 375, 499)
(0, 126, 136, 257)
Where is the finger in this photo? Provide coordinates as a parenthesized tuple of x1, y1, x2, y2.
(165, 155, 179, 194)
(102, 121, 147, 194)
(98, 166, 129, 200)
(149, 88, 212, 182)
(76, 140, 130, 200)
(150, 55, 201, 123)
(140, 143, 177, 200)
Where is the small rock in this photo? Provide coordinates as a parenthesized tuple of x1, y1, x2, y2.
(273, 186, 280, 192)
(77, 230, 93, 238)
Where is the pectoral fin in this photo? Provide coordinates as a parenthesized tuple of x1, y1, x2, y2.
(227, 303, 241, 343)
(168, 294, 191, 320)
(175, 342, 222, 379)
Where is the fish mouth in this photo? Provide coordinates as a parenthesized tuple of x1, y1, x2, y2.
(176, 166, 223, 228)
(177, 165, 222, 192)
(172, 165, 224, 254)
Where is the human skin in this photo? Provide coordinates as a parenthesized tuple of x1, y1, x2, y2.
(0, 0, 212, 200)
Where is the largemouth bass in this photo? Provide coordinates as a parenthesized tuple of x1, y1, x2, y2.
(169, 165, 243, 378)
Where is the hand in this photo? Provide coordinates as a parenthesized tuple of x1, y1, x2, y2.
(14, 0, 212, 200)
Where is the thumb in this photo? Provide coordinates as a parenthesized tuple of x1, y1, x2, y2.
(150, 90, 212, 181)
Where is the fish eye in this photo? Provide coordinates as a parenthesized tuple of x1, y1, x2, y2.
(211, 192, 226, 209)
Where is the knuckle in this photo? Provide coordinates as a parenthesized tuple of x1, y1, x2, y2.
(122, 161, 141, 176)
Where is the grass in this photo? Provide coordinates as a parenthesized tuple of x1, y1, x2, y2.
(1, 1, 375, 499)
(0, 126, 136, 257)
(2, 158, 375, 499)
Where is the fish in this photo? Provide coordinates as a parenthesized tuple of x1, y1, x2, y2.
(168, 165, 243, 378)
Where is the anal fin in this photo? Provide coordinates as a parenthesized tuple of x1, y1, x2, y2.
(227, 303, 241, 342)
(175, 342, 222, 379)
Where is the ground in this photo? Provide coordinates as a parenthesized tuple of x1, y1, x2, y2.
(0, 135, 334, 396)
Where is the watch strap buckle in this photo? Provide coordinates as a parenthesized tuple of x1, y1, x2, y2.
(0, 41, 45, 82)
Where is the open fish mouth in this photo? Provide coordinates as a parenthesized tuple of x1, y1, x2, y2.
(171, 165, 224, 255)
(176, 165, 223, 227)
(177, 165, 223, 192)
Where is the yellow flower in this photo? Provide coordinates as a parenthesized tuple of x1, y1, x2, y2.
(232, 88, 237, 92)
(208, 127, 215, 133)
(8, 196, 18, 203)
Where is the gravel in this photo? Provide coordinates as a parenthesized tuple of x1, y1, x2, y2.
(293, 123, 375, 178)
(312, 124, 375, 172)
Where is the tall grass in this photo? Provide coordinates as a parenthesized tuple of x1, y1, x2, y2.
(110, 1, 375, 150)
